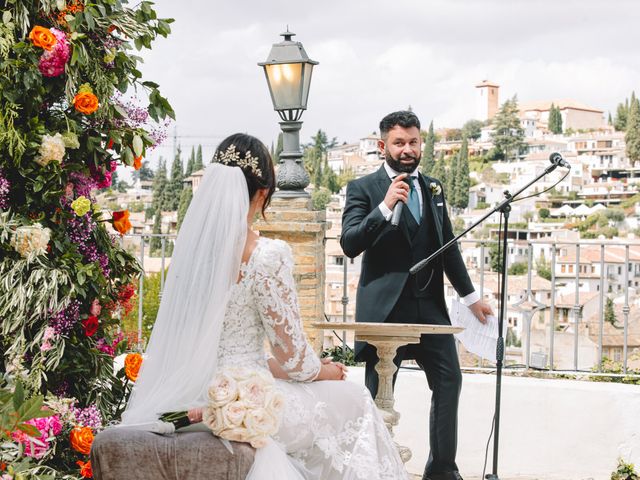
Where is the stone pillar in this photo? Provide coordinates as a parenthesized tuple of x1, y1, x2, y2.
(255, 197, 329, 352)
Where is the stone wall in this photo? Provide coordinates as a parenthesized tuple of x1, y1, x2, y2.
(255, 196, 330, 352)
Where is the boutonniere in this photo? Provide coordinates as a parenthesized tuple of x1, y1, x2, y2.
(430, 182, 442, 196)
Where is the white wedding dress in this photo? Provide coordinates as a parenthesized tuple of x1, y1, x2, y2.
(217, 236, 408, 480)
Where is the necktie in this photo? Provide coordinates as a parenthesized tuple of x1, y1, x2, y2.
(407, 178, 421, 224)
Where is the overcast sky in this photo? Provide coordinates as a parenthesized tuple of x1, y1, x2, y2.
(134, 0, 640, 169)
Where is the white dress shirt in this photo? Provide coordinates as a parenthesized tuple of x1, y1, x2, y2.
(376, 163, 480, 307)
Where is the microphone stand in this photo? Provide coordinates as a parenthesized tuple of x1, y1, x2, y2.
(410, 160, 564, 480)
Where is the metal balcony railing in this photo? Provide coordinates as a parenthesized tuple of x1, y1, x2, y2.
(123, 234, 640, 380)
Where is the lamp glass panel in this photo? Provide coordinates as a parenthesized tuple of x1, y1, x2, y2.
(265, 63, 303, 110)
(300, 63, 314, 109)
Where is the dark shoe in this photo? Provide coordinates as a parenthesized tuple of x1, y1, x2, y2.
(424, 472, 463, 480)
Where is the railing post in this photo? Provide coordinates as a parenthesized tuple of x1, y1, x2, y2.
(342, 255, 348, 356)
(623, 245, 630, 374)
(549, 243, 556, 371)
(598, 244, 605, 371)
(138, 235, 145, 351)
(573, 243, 580, 371)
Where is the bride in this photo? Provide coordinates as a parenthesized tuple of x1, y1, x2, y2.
(120, 133, 408, 479)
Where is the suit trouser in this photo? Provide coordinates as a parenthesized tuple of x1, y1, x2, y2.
(363, 300, 462, 478)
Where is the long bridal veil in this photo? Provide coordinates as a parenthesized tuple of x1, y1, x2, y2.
(121, 163, 249, 425)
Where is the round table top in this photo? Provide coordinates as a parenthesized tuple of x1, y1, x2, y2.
(310, 321, 463, 337)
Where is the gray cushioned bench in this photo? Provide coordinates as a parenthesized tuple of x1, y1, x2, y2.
(91, 428, 255, 479)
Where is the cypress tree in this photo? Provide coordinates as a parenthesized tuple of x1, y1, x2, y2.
(430, 151, 446, 182)
(453, 137, 470, 209)
(491, 96, 525, 161)
(185, 146, 196, 177)
(625, 95, 640, 162)
(166, 147, 184, 211)
(152, 157, 168, 213)
(421, 120, 436, 176)
(177, 187, 193, 230)
(194, 144, 204, 170)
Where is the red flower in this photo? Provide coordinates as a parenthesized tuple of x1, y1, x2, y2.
(112, 210, 131, 235)
(81, 316, 99, 337)
(107, 138, 114, 149)
(77, 460, 93, 478)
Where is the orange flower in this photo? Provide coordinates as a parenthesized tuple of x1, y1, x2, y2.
(73, 92, 99, 115)
(112, 210, 131, 235)
(124, 352, 143, 382)
(70, 426, 94, 455)
(133, 154, 142, 170)
(77, 460, 93, 478)
(29, 26, 57, 50)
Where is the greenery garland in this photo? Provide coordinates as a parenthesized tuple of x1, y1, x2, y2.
(0, 1, 174, 477)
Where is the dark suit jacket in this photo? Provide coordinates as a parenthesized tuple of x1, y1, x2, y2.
(340, 165, 474, 327)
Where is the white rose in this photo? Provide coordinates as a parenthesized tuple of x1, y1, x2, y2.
(35, 133, 65, 166)
(244, 407, 279, 438)
(10, 224, 51, 258)
(202, 405, 225, 434)
(221, 400, 247, 428)
(237, 378, 268, 408)
(266, 390, 285, 417)
(208, 372, 238, 407)
(218, 426, 253, 444)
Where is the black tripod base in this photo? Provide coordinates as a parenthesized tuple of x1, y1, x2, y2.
(485, 475, 500, 479)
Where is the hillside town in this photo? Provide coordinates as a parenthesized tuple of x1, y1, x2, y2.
(97, 81, 640, 372)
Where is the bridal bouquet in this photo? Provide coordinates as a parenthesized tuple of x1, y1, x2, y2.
(203, 367, 285, 448)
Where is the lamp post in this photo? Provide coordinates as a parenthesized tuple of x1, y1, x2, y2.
(259, 29, 318, 197)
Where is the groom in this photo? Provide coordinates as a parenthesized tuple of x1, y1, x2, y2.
(340, 111, 492, 480)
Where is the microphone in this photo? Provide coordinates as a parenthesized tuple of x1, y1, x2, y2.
(390, 177, 411, 228)
(549, 152, 570, 169)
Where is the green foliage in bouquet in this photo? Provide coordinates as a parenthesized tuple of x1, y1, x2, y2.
(0, 0, 174, 477)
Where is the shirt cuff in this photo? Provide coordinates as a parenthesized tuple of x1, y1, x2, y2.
(378, 201, 393, 221)
(460, 290, 480, 306)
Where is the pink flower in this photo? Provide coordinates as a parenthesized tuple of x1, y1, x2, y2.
(11, 415, 62, 458)
(90, 299, 102, 316)
(38, 28, 70, 77)
(41, 341, 52, 351)
(43, 326, 56, 341)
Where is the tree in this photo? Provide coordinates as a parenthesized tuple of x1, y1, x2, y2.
(274, 132, 283, 163)
(152, 157, 168, 213)
(444, 153, 456, 200)
(421, 120, 436, 176)
(489, 242, 503, 272)
(625, 94, 640, 162)
(303, 129, 337, 188)
(135, 160, 155, 182)
(605, 297, 617, 325)
(614, 99, 629, 132)
(150, 211, 163, 253)
(452, 137, 470, 209)
(177, 187, 193, 230)
(311, 187, 332, 210)
(431, 151, 446, 183)
(337, 168, 356, 190)
(185, 146, 196, 177)
(548, 103, 563, 134)
(322, 160, 341, 194)
(462, 119, 483, 140)
(194, 144, 204, 170)
(491, 96, 525, 161)
(536, 259, 552, 281)
(539, 208, 550, 219)
(166, 148, 184, 210)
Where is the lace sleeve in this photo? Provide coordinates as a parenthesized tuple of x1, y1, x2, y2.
(252, 240, 321, 382)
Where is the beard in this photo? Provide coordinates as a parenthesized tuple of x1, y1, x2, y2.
(384, 148, 421, 174)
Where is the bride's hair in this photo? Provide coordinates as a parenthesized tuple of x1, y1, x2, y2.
(213, 133, 275, 217)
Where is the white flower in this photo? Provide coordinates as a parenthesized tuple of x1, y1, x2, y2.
(221, 400, 248, 428)
(266, 390, 285, 416)
(35, 133, 66, 166)
(237, 377, 269, 408)
(208, 372, 238, 407)
(244, 407, 279, 438)
(430, 182, 442, 196)
(10, 223, 51, 258)
(202, 406, 225, 433)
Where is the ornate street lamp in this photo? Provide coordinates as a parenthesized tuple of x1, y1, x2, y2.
(259, 29, 318, 197)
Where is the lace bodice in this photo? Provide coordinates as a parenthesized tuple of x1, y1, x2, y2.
(217, 237, 321, 382)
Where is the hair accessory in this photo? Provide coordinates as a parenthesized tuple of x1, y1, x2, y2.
(213, 144, 262, 178)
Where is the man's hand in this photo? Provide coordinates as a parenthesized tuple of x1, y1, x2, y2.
(468, 300, 493, 324)
(383, 173, 410, 210)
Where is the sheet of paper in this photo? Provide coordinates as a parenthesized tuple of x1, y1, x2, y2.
(449, 299, 498, 362)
